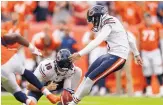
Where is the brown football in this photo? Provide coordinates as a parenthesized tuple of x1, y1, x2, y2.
(61, 90, 73, 105)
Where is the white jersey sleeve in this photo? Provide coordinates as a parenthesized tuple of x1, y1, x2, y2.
(127, 31, 140, 56)
(82, 31, 91, 45)
(79, 25, 111, 56)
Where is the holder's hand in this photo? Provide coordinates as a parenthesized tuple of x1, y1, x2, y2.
(69, 53, 81, 62)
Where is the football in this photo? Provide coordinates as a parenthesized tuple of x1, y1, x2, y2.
(60, 90, 73, 105)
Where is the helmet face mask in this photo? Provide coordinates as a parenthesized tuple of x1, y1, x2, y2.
(56, 63, 70, 75)
(91, 15, 103, 32)
(56, 59, 72, 69)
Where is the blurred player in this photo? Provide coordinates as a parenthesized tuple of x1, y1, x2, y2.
(1, 31, 60, 105)
(2, 12, 29, 38)
(68, 5, 142, 105)
(26, 49, 82, 104)
(31, 24, 57, 62)
(52, 21, 72, 47)
(2, 12, 30, 84)
(138, 13, 163, 96)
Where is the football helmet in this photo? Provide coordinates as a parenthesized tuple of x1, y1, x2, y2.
(87, 5, 108, 32)
(56, 49, 73, 72)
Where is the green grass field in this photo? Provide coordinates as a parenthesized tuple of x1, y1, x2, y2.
(1, 94, 163, 105)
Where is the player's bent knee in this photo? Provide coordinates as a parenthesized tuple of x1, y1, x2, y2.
(22, 96, 37, 105)
(27, 96, 37, 104)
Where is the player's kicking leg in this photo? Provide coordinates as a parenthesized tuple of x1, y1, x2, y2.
(68, 54, 126, 105)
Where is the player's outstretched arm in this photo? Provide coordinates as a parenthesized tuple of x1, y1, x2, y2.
(127, 32, 140, 57)
(69, 25, 111, 62)
(27, 81, 58, 92)
(3, 33, 29, 46)
(3, 33, 42, 56)
(127, 32, 143, 66)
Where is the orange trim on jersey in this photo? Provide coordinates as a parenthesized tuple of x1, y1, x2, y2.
(93, 58, 125, 83)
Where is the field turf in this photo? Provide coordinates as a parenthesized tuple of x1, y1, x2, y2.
(1, 94, 163, 105)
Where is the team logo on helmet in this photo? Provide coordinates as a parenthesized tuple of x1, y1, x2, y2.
(88, 9, 94, 16)
(56, 52, 61, 61)
(101, 7, 106, 13)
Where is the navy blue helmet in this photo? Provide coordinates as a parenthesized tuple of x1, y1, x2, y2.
(87, 5, 108, 31)
(56, 49, 73, 70)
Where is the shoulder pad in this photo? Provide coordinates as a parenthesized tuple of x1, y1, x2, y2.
(102, 17, 116, 26)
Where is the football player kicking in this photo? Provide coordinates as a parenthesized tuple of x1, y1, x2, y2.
(25, 49, 82, 105)
(1, 31, 60, 105)
(68, 5, 143, 105)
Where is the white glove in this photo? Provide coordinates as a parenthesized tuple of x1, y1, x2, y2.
(28, 43, 42, 56)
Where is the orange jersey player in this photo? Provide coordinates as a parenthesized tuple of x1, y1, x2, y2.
(114, 2, 142, 25)
(139, 23, 162, 51)
(1, 1, 36, 21)
(138, 13, 163, 96)
(31, 24, 58, 59)
(2, 12, 29, 37)
(145, 1, 158, 16)
(1, 31, 60, 105)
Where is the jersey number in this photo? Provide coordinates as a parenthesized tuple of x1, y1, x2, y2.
(142, 30, 155, 41)
(45, 63, 52, 70)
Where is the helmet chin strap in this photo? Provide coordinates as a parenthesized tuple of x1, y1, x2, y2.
(55, 64, 67, 75)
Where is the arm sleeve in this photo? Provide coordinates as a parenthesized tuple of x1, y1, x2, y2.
(82, 32, 90, 45)
(79, 25, 111, 56)
(63, 76, 72, 89)
(127, 31, 140, 56)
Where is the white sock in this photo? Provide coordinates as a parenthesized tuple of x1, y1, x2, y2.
(73, 77, 94, 104)
(146, 86, 152, 96)
(75, 77, 86, 93)
(42, 88, 51, 96)
(26, 99, 31, 105)
(160, 86, 163, 95)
